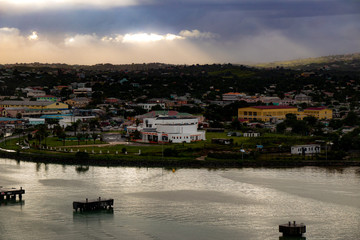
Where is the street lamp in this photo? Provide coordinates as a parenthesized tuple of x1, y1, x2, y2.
(325, 141, 333, 161)
(240, 149, 245, 160)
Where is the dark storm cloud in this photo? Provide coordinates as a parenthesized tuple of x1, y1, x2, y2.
(1, 0, 359, 35)
(0, 0, 359, 64)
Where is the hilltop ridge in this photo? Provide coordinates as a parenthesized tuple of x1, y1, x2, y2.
(254, 52, 360, 71)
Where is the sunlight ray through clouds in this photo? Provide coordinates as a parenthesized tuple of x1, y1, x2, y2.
(27, 31, 39, 40)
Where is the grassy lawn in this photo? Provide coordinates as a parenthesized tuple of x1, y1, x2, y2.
(0, 131, 321, 160)
(29, 137, 106, 147)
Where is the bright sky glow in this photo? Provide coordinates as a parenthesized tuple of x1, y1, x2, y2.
(122, 33, 184, 43)
(27, 31, 39, 40)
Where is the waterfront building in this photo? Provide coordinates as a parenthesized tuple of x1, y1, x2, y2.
(291, 144, 321, 155)
(129, 115, 205, 143)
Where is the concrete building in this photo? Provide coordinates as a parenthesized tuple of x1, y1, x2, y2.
(28, 118, 46, 125)
(222, 92, 245, 101)
(291, 144, 321, 155)
(129, 115, 206, 143)
(238, 106, 299, 122)
(303, 107, 333, 120)
(137, 103, 165, 111)
(65, 97, 91, 108)
(73, 88, 92, 96)
(0, 100, 68, 110)
(36, 95, 58, 102)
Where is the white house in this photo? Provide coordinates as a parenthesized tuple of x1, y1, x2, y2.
(291, 144, 321, 155)
(243, 132, 260, 137)
(132, 115, 206, 143)
(28, 118, 45, 125)
(137, 103, 165, 111)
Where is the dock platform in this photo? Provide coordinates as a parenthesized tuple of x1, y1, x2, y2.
(0, 187, 25, 201)
(279, 221, 306, 237)
(73, 197, 114, 212)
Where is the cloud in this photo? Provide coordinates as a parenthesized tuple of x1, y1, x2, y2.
(27, 31, 39, 40)
(0, 0, 147, 10)
(179, 29, 217, 39)
(122, 33, 184, 43)
(0, 28, 213, 64)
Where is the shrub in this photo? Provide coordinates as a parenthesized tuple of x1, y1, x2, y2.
(75, 151, 90, 161)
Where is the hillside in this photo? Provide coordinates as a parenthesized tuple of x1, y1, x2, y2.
(254, 53, 360, 71)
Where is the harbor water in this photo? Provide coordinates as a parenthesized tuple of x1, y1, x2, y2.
(0, 158, 359, 239)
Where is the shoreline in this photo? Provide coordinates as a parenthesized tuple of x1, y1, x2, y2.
(1, 151, 359, 168)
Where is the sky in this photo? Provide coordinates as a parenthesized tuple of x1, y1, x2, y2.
(0, 0, 359, 65)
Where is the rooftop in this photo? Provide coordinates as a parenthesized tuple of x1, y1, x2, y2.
(250, 105, 297, 109)
(305, 107, 328, 110)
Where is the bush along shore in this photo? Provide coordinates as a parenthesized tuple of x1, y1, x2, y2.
(1, 149, 360, 168)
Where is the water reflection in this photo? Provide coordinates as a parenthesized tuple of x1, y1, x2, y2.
(355, 168, 360, 177)
(73, 209, 114, 223)
(324, 167, 345, 174)
(0, 199, 25, 206)
(279, 237, 306, 240)
(36, 162, 49, 172)
(75, 165, 90, 174)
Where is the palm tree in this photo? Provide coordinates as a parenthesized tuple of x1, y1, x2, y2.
(72, 119, 82, 137)
(91, 132, 98, 144)
(35, 124, 48, 147)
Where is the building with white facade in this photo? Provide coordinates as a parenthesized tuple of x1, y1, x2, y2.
(222, 92, 246, 101)
(137, 103, 165, 111)
(291, 144, 321, 155)
(131, 115, 206, 143)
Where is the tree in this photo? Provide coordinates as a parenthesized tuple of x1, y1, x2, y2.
(343, 111, 359, 126)
(72, 119, 82, 137)
(58, 132, 67, 146)
(91, 132, 98, 144)
(89, 118, 100, 131)
(303, 116, 317, 127)
(35, 124, 48, 146)
(46, 118, 59, 125)
(231, 118, 242, 130)
(151, 104, 164, 111)
(276, 122, 286, 133)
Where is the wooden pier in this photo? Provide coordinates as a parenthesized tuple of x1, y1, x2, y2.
(0, 187, 25, 201)
(73, 197, 114, 212)
(279, 221, 306, 237)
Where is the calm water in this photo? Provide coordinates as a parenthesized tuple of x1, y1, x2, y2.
(0, 158, 359, 240)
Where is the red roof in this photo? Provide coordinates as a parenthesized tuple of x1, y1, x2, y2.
(37, 95, 56, 98)
(250, 105, 297, 109)
(305, 107, 327, 110)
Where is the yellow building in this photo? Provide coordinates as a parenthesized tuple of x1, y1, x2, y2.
(0, 100, 68, 110)
(238, 106, 299, 121)
(303, 107, 332, 120)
